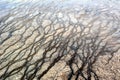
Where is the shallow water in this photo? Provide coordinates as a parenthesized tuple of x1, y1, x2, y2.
(0, 0, 120, 80)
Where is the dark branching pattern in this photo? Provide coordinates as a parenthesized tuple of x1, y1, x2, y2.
(0, 0, 120, 80)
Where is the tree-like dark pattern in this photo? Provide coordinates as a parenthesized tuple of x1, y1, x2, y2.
(0, 1, 120, 80)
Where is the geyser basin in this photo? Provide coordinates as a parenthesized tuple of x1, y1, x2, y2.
(0, 0, 120, 80)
